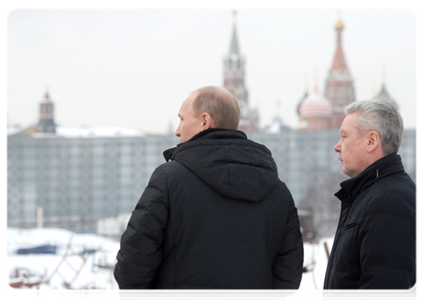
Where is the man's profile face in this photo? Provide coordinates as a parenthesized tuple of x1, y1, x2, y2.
(334, 111, 370, 178)
(175, 92, 204, 143)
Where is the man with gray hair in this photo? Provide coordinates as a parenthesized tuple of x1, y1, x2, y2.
(114, 86, 304, 289)
(324, 99, 415, 289)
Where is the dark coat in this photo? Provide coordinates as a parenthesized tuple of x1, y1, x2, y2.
(324, 154, 415, 289)
(114, 129, 303, 289)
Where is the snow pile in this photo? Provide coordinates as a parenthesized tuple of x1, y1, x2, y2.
(7, 227, 334, 291)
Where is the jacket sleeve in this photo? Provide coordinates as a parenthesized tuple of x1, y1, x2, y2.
(114, 165, 169, 289)
(358, 195, 415, 289)
(272, 194, 304, 289)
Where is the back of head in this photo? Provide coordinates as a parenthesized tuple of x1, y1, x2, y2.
(192, 86, 240, 130)
(345, 99, 403, 155)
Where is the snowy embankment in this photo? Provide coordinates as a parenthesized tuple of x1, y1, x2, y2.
(7, 227, 333, 290)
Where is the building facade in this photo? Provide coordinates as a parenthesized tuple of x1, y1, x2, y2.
(7, 12, 416, 238)
(7, 126, 416, 235)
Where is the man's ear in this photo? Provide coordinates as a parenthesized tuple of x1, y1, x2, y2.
(366, 131, 381, 153)
(201, 113, 214, 130)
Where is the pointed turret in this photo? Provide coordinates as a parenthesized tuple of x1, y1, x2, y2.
(324, 13, 356, 129)
(222, 10, 259, 133)
(373, 65, 398, 109)
(297, 74, 309, 118)
(331, 15, 348, 73)
(229, 10, 240, 55)
(37, 87, 56, 133)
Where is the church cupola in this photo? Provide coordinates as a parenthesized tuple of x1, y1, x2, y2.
(37, 88, 56, 133)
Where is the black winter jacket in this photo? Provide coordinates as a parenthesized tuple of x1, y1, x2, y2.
(324, 154, 415, 289)
(114, 129, 304, 289)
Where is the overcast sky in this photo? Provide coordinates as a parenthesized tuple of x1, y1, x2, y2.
(5, 3, 419, 135)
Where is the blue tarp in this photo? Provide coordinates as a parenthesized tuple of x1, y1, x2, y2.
(16, 245, 57, 255)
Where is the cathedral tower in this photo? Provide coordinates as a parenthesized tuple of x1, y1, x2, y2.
(324, 15, 356, 129)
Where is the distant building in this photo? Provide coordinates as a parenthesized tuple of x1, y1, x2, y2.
(299, 80, 333, 131)
(298, 15, 356, 131)
(7, 13, 416, 239)
(324, 15, 356, 129)
(223, 10, 259, 133)
(7, 100, 415, 236)
(373, 67, 399, 109)
(37, 89, 56, 134)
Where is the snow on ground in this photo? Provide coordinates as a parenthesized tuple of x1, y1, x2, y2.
(7, 227, 333, 291)
(7, 228, 120, 289)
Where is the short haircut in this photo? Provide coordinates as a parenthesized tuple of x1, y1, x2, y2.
(191, 86, 240, 130)
(345, 99, 403, 155)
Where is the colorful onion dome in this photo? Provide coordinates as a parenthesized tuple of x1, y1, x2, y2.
(299, 86, 333, 118)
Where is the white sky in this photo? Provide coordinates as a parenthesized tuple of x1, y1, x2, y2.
(4, 3, 420, 135)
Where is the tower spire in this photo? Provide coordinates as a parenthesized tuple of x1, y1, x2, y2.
(331, 13, 347, 72)
(381, 63, 386, 84)
(313, 68, 319, 91)
(223, 10, 258, 133)
(324, 12, 356, 129)
(373, 64, 398, 109)
(37, 87, 56, 134)
(44, 85, 51, 102)
(229, 10, 240, 55)
(304, 73, 309, 93)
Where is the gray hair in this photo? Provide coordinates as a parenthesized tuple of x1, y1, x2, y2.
(191, 86, 240, 130)
(345, 99, 403, 155)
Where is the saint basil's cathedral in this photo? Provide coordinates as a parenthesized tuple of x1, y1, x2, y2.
(223, 11, 397, 133)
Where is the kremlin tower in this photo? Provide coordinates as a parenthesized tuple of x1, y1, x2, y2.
(324, 15, 356, 129)
(223, 10, 259, 133)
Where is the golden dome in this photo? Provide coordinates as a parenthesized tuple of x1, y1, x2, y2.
(334, 17, 344, 30)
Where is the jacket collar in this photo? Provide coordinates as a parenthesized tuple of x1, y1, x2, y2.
(335, 154, 405, 201)
(163, 129, 247, 162)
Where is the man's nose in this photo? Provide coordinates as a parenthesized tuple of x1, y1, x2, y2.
(334, 140, 341, 153)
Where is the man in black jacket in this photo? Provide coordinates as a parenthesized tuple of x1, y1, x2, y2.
(114, 86, 304, 289)
(324, 99, 415, 289)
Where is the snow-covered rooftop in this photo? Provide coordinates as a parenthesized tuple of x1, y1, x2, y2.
(7, 125, 147, 138)
(55, 126, 146, 138)
(7, 126, 22, 136)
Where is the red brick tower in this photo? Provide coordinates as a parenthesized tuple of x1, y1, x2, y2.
(324, 15, 356, 129)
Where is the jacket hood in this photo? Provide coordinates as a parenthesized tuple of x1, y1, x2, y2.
(163, 129, 279, 202)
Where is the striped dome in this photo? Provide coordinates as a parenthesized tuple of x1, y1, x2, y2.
(299, 87, 333, 118)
